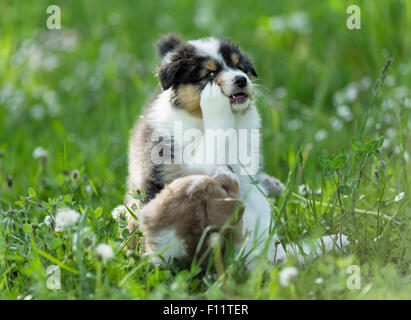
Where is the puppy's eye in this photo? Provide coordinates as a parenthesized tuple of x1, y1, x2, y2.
(207, 70, 215, 78)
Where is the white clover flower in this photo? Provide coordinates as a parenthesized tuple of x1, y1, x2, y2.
(30, 104, 46, 120)
(360, 77, 372, 90)
(330, 117, 343, 131)
(395, 86, 408, 100)
(288, 11, 311, 33)
(344, 83, 358, 102)
(111, 205, 127, 220)
(382, 138, 391, 149)
(298, 184, 310, 196)
(385, 75, 395, 87)
(404, 98, 411, 109)
(314, 130, 328, 142)
(315, 188, 322, 196)
(268, 16, 288, 32)
(337, 105, 353, 121)
(333, 91, 345, 105)
(315, 277, 323, 285)
(288, 119, 303, 131)
(382, 98, 395, 111)
(273, 87, 288, 99)
(385, 128, 395, 138)
(394, 192, 404, 202)
(32, 146, 48, 159)
(279, 266, 299, 287)
(96, 243, 114, 261)
(55, 208, 80, 229)
(44, 215, 52, 225)
(85, 185, 92, 194)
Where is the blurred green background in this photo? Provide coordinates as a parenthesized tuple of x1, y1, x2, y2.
(1, 0, 410, 200)
(0, 0, 410, 299)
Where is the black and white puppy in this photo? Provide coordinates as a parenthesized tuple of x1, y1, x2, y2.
(126, 35, 346, 265)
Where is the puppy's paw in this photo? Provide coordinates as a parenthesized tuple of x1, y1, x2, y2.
(211, 165, 240, 197)
(211, 165, 239, 184)
(200, 82, 234, 128)
(257, 172, 284, 197)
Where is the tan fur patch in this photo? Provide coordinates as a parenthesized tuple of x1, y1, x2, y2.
(231, 53, 239, 65)
(135, 169, 244, 267)
(215, 72, 226, 88)
(203, 59, 217, 71)
(176, 84, 202, 118)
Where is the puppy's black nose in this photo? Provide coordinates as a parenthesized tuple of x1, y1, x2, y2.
(234, 75, 247, 88)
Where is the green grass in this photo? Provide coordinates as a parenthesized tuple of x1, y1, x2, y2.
(0, 0, 410, 299)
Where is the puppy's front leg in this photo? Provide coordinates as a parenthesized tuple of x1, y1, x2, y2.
(192, 82, 237, 174)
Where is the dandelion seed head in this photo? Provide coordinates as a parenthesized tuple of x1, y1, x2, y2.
(279, 266, 299, 287)
(33, 146, 48, 159)
(96, 243, 114, 261)
(55, 208, 80, 229)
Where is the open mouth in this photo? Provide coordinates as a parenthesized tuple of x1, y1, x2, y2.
(229, 92, 248, 104)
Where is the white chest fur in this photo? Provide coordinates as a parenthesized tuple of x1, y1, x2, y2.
(148, 84, 274, 264)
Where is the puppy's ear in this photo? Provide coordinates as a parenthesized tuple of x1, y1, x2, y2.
(244, 60, 258, 77)
(249, 65, 258, 77)
(156, 33, 182, 60)
(156, 59, 184, 90)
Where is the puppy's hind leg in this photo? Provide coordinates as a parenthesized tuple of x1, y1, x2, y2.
(256, 172, 285, 197)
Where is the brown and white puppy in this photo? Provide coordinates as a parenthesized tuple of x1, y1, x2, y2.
(125, 34, 349, 267)
(139, 165, 244, 266)
(126, 34, 285, 266)
(126, 34, 264, 205)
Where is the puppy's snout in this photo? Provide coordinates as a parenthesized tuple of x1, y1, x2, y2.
(234, 75, 247, 88)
